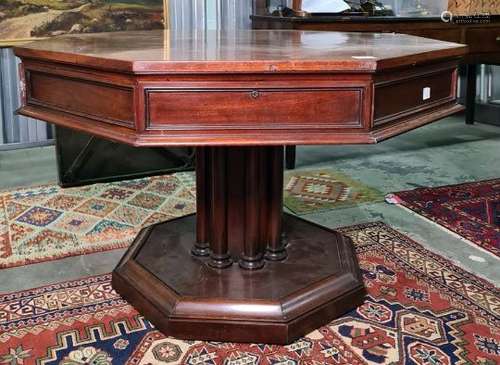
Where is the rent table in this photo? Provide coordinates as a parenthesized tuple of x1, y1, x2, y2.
(14, 30, 466, 345)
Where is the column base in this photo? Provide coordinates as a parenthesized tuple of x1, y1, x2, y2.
(112, 213, 366, 345)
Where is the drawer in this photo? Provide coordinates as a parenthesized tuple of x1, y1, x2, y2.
(466, 28, 500, 54)
(374, 69, 455, 126)
(146, 88, 363, 130)
(27, 71, 135, 128)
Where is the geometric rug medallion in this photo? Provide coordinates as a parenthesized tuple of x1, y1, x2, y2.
(0, 222, 498, 364)
(284, 169, 383, 215)
(390, 178, 500, 257)
(0, 172, 195, 269)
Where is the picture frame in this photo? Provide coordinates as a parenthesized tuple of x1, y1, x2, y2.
(0, 0, 169, 47)
(447, 0, 500, 15)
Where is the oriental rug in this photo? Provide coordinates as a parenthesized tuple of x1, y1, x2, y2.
(389, 178, 500, 257)
(1, 222, 498, 365)
(0, 172, 195, 269)
(284, 169, 383, 215)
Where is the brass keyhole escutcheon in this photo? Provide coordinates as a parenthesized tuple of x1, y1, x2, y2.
(250, 90, 260, 99)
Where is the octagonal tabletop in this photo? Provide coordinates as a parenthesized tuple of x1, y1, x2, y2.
(14, 29, 467, 74)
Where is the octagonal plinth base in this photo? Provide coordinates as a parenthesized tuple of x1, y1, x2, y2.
(112, 213, 365, 345)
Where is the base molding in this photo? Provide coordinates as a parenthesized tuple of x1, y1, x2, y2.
(112, 213, 365, 344)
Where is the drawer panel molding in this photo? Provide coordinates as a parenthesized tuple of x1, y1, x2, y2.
(145, 88, 364, 131)
(374, 68, 457, 126)
(26, 70, 135, 128)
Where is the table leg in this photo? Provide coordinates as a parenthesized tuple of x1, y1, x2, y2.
(192, 148, 210, 257)
(285, 145, 297, 170)
(466, 64, 477, 125)
(112, 146, 365, 344)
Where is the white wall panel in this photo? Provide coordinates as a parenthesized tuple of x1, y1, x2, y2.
(0, 48, 53, 147)
(169, 0, 252, 32)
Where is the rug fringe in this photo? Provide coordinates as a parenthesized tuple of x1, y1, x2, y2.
(384, 193, 403, 205)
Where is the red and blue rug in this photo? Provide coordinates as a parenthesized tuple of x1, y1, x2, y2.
(389, 178, 500, 257)
(1, 222, 498, 364)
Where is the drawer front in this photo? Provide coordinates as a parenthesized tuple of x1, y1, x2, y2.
(466, 27, 500, 54)
(146, 88, 363, 130)
(374, 69, 455, 125)
(27, 71, 135, 128)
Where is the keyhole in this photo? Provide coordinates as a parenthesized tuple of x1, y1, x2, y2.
(250, 90, 260, 99)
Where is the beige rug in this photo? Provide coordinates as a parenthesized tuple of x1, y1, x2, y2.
(0, 172, 195, 268)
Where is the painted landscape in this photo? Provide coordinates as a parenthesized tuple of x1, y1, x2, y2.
(447, 0, 500, 15)
(0, 0, 164, 42)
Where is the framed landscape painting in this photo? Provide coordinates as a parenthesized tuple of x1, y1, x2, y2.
(0, 0, 166, 46)
(448, 0, 500, 15)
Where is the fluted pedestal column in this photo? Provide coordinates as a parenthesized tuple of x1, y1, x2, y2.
(112, 146, 365, 345)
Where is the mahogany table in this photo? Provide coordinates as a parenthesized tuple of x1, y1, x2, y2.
(14, 30, 467, 344)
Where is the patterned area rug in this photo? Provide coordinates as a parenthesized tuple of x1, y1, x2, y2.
(1, 222, 498, 365)
(0, 172, 195, 269)
(390, 178, 500, 257)
(284, 169, 383, 215)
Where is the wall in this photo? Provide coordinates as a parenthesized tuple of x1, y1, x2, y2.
(478, 65, 500, 104)
(493, 66, 500, 103)
(168, 0, 252, 31)
(0, 48, 53, 148)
